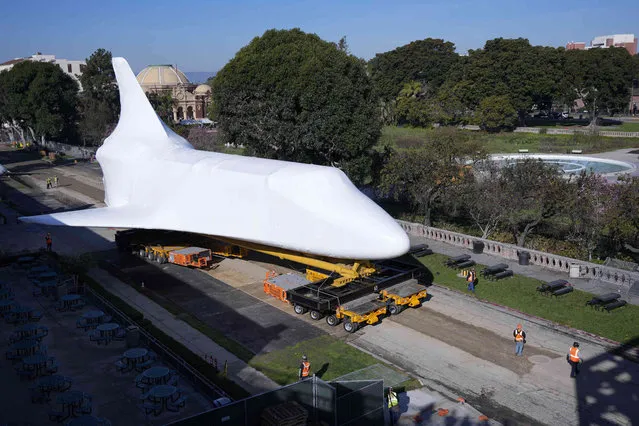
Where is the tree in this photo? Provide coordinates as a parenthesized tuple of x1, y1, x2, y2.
(448, 39, 564, 122)
(458, 162, 509, 239)
(475, 95, 518, 131)
(146, 91, 175, 124)
(379, 128, 484, 226)
(0, 61, 79, 143)
(211, 28, 381, 184)
(606, 176, 639, 259)
(500, 159, 567, 247)
(394, 81, 438, 127)
(78, 49, 119, 146)
(562, 48, 636, 120)
(369, 38, 459, 103)
(565, 172, 612, 261)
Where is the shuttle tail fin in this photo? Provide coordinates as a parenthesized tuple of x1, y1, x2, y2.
(96, 58, 192, 207)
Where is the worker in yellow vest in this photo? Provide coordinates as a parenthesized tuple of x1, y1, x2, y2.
(513, 323, 526, 356)
(387, 386, 399, 425)
(567, 342, 582, 377)
(299, 355, 311, 380)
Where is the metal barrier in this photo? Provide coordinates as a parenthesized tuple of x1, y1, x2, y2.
(83, 285, 229, 401)
(166, 376, 384, 426)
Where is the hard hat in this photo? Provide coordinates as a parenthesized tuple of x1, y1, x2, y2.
(573, 342, 579, 347)
(302, 355, 307, 360)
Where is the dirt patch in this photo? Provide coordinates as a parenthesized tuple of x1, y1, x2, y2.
(391, 307, 558, 376)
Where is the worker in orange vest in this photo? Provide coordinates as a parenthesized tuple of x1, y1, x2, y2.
(299, 355, 311, 380)
(567, 342, 582, 377)
(45, 233, 52, 252)
(513, 324, 526, 356)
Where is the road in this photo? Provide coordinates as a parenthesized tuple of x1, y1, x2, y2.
(1, 145, 637, 425)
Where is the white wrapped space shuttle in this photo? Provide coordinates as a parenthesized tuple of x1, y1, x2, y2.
(19, 58, 409, 260)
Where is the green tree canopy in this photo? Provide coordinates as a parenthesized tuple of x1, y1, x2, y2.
(78, 48, 119, 146)
(562, 47, 636, 118)
(369, 38, 459, 102)
(0, 61, 79, 143)
(449, 39, 564, 120)
(211, 28, 381, 183)
(379, 128, 485, 225)
(475, 95, 518, 131)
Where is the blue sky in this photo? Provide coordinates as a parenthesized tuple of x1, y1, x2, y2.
(0, 0, 636, 73)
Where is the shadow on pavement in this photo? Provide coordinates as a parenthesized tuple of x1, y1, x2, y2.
(575, 336, 639, 425)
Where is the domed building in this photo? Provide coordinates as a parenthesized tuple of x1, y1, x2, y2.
(136, 65, 211, 122)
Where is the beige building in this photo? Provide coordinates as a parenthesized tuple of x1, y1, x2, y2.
(136, 65, 211, 122)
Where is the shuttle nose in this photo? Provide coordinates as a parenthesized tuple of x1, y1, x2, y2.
(368, 216, 410, 259)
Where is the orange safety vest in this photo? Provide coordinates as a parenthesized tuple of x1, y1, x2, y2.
(301, 361, 310, 377)
(569, 347, 580, 363)
(514, 330, 524, 342)
(45, 236, 52, 244)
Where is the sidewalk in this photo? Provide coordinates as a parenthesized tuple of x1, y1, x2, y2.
(410, 235, 639, 305)
(88, 267, 279, 396)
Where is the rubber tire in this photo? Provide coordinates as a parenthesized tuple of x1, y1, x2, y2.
(326, 315, 340, 326)
(161, 256, 168, 264)
(309, 310, 324, 321)
(388, 303, 401, 315)
(343, 321, 359, 333)
(155, 254, 163, 263)
(138, 249, 146, 257)
(148, 252, 156, 261)
(293, 305, 308, 315)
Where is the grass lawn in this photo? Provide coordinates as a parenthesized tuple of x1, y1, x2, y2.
(611, 122, 639, 133)
(419, 253, 639, 343)
(248, 335, 380, 385)
(380, 126, 639, 154)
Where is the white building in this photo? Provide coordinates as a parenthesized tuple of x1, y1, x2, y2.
(587, 34, 637, 55)
(0, 53, 86, 89)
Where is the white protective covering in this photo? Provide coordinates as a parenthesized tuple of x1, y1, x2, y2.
(19, 58, 410, 260)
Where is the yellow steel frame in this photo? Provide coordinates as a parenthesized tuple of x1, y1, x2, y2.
(218, 238, 377, 288)
(380, 289, 427, 308)
(335, 305, 387, 325)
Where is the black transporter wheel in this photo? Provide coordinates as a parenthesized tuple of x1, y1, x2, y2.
(325, 315, 340, 326)
(343, 320, 359, 333)
(309, 310, 324, 321)
(293, 304, 308, 315)
(388, 303, 401, 315)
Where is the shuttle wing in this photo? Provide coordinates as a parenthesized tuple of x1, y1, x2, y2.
(20, 206, 146, 229)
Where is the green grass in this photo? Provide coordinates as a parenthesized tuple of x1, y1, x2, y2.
(248, 335, 380, 385)
(610, 122, 639, 133)
(420, 253, 639, 343)
(379, 126, 639, 154)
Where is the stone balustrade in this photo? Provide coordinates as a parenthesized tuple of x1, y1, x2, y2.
(398, 220, 639, 289)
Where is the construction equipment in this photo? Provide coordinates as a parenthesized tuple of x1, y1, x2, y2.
(379, 279, 427, 315)
(219, 237, 377, 287)
(263, 257, 427, 332)
(335, 296, 387, 333)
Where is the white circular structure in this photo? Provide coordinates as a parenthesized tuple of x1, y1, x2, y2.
(490, 154, 636, 177)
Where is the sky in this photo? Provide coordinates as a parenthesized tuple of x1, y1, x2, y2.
(0, 0, 637, 73)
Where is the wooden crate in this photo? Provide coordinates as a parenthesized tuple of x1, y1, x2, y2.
(261, 401, 308, 426)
